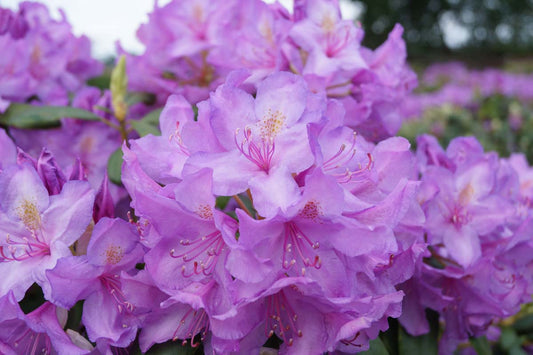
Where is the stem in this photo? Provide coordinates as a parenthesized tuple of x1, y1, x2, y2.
(327, 90, 352, 98)
(326, 80, 352, 90)
(118, 118, 130, 148)
(233, 195, 253, 218)
(98, 118, 121, 131)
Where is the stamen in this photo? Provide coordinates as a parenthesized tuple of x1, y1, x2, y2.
(169, 231, 225, 277)
(282, 223, 321, 272)
(171, 309, 209, 347)
(265, 291, 302, 347)
(341, 331, 362, 347)
(100, 275, 134, 314)
(325, 23, 351, 58)
(169, 121, 190, 156)
(234, 127, 276, 172)
(323, 132, 373, 183)
(0, 232, 50, 262)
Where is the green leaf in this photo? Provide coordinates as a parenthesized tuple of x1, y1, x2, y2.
(470, 336, 492, 355)
(398, 309, 438, 355)
(192, 104, 199, 121)
(130, 108, 163, 137)
(107, 148, 124, 186)
(399, 327, 438, 355)
(125, 92, 156, 106)
(360, 337, 390, 355)
(65, 300, 84, 331)
(87, 75, 111, 90)
(512, 314, 533, 334)
(423, 256, 446, 269)
(509, 347, 528, 355)
(380, 318, 399, 355)
(0, 104, 101, 129)
(144, 340, 202, 355)
(215, 196, 232, 210)
(500, 327, 522, 351)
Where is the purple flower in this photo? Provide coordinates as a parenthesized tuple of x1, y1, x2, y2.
(139, 169, 238, 292)
(123, 62, 425, 352)
(400, 135, 533, 352)
(0, 162, 94, 300)
(0, 128, 16, 170)
(405, 61, 533, 118)
(183, 71, 324, 215)
(286, 0, 367, 77)
(46, 217, 144, 347)
(123, 0, 237, 105)
(129, 94, 197, 184)
(0, 292, 93, 354)
(0, 2, 102, 109)
(10, 87, 122, 193)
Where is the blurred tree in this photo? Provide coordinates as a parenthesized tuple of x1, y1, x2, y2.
(354, 0, 533, 58)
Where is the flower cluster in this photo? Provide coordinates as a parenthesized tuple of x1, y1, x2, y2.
(123, 71, 425, 353)
(125, 0, 416, 141)
(402, 62, 533, 119)
(0, 2, 102, 111)
(400, 135, 533, 353)
(0, 2, 120, 195)
(10, 87, 123, 191)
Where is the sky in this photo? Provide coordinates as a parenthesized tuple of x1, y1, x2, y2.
(1, 0, 361, 58)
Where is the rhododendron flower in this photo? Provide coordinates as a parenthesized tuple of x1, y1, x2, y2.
(0, 292, 93, 355)
(287, 0, 367, 77)
(183, 71, 324, 214)
(0, 162, 94, 300)
(46, 217, 144, 347)
(10, 87, 121, 192)
(122, 62, 425, 353)
(400, 135, 533, 353)
(127, 0, 416, 141)
(0, 2, 102, 109)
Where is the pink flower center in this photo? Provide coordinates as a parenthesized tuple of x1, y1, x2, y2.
(235, 127, 275, 172)
(449, 205, 471, 227)
(234, 109, 286, 173)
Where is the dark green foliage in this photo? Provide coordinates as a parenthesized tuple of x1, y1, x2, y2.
(353, 0, 533, 58)
(0, 103, 101, 129)
(361, 337, 390, 355)
(399, 95, 533, 162)
(19, 283, 45, 314)
(470, 336, 492, 355)
(131, 108, 163, 137)
(107, 148, 124, 186)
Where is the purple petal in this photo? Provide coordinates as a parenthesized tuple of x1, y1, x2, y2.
(41, 180, 94, 247)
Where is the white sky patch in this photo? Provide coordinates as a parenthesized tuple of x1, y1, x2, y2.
(439, 11, 471, 49)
